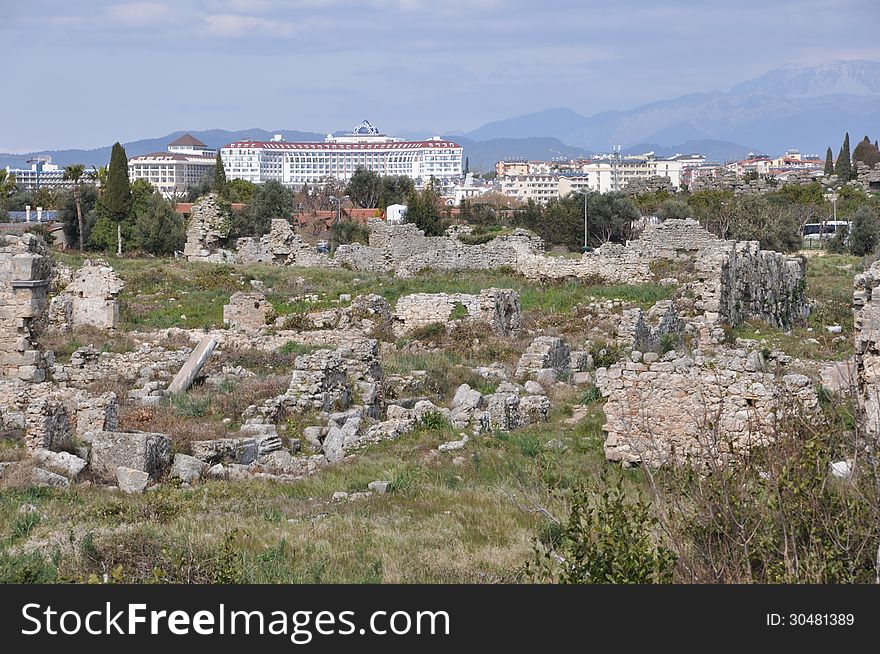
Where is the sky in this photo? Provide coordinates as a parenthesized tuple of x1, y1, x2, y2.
(1, 0, 879, 151)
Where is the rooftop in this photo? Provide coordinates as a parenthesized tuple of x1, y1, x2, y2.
(168, 133, 209, 148)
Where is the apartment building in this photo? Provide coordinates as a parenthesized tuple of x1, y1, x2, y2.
(127, 134, 216, 197)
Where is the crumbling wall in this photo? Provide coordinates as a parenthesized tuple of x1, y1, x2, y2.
(183, 194, 234, 262)
(223, 291, 273, 332)
(596, 348, 817, 467)
(236, 219, 338, 267)
(854, 260, 880, 439)
(392, 288, 521, 336)
(0, 234, 52, 382)
(48, 261, 123, 330)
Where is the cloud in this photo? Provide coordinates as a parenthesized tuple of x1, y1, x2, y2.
(105, 2, 171, 27)
(203, 14, 297, 37)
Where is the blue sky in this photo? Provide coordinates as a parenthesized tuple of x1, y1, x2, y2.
(2, 0, 879, 151)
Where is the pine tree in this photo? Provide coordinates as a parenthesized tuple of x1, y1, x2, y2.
(464, 157, 469, 175)
(103, 142, 131, 254)
(835, 132, 852, 181)
(213, 151, 228, 198)
(824, 147, 834, 176)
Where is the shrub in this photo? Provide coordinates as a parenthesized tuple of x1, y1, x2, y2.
(530, 476, 676, 584)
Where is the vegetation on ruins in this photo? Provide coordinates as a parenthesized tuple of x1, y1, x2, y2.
(2, 227, 879, 584)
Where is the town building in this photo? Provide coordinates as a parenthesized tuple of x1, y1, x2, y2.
(127, 134, 217, 198)
(221, 120, 462, 187)
(4, 158, 95, 191)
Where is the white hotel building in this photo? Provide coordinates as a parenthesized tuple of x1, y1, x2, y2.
(128, 134, 216, 197)
(221, 121, 463, 187)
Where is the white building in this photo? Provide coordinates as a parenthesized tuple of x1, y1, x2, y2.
(128, 134, 216, 197)
(4, 158, 95, 191)
(386, 203, 407, 224)
(221, 120, 462, 187)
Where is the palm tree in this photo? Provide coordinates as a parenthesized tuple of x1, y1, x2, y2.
(92, 165, 108, 192)
(0, 169, 14, 222)
(0, 169, 16, 198)
(63, 164, 86, 250)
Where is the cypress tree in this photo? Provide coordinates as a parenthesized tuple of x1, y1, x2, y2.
(104, 142, 131, 223)
(824, 147, 834, 176)
(835, 132, 852, 181)
(213, 151, 228, 198)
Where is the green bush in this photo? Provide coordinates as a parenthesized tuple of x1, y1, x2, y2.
(530, 477, 676, 584)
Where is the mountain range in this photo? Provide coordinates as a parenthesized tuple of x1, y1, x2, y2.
(1, 60, 877, 173)
(464, 60, 880, 158)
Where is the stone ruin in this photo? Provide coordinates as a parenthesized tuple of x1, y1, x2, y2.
(183, 194, 234, 262)
(185, 215, 808, 343)
(223, 291, 273, 332)
(0, 234, 52, 382)
(596, 348, 818, 467)
(236, 219, 337, 267)
(392, 288, 521, 337)
(853, 260, 880, 440)
(47, 261, 124, 331)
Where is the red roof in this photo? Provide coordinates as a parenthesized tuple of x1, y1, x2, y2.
(223, 139, 461, 150)
(169, 133, 208, 147)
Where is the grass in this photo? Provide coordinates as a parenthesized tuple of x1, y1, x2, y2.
(0, 385, 611, 583)
(46, 252, 672, 332)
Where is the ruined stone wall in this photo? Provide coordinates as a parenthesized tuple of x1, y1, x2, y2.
(183, 194, 235, 262)
(223, 291, 273, 332)
(392, 288, 521, 336)
(596, 348, 817, 467)
(47, 262, 123, 330)
(853, 260, 880, 439)
(236, 219, 338, 268)
(0, 234, 52, 382)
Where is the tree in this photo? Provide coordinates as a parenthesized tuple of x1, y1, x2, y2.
(131, 192, 186, 255)
(464, 157, 469, 175)
(346, 167, 382, 208)
(212, 151, 228, 198)
(656, 199, 694, 222)
(0, 169, 15, 222)
(60, 184, 98, 250)
(824, 147, 834, 176)
(228, 178, 257, 204)
(404, 184, 446, 236)
(231, 180, 292, 238)
(848, 206, 880, 256)
(330, 219, 370, 249)
(102, 142, 132, 255)
(852, 135, 880, 170)
(835, 132, 853, 182)
(379, 175, 414, 208)
(63, 164, 86, 250)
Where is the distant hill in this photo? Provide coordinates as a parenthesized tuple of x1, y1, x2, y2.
(463, 60, 880, 156)
(0, 129, 324, 170)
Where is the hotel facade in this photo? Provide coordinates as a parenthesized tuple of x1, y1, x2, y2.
(127, 134, 216, 197)
(221, 121, 463, 187)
